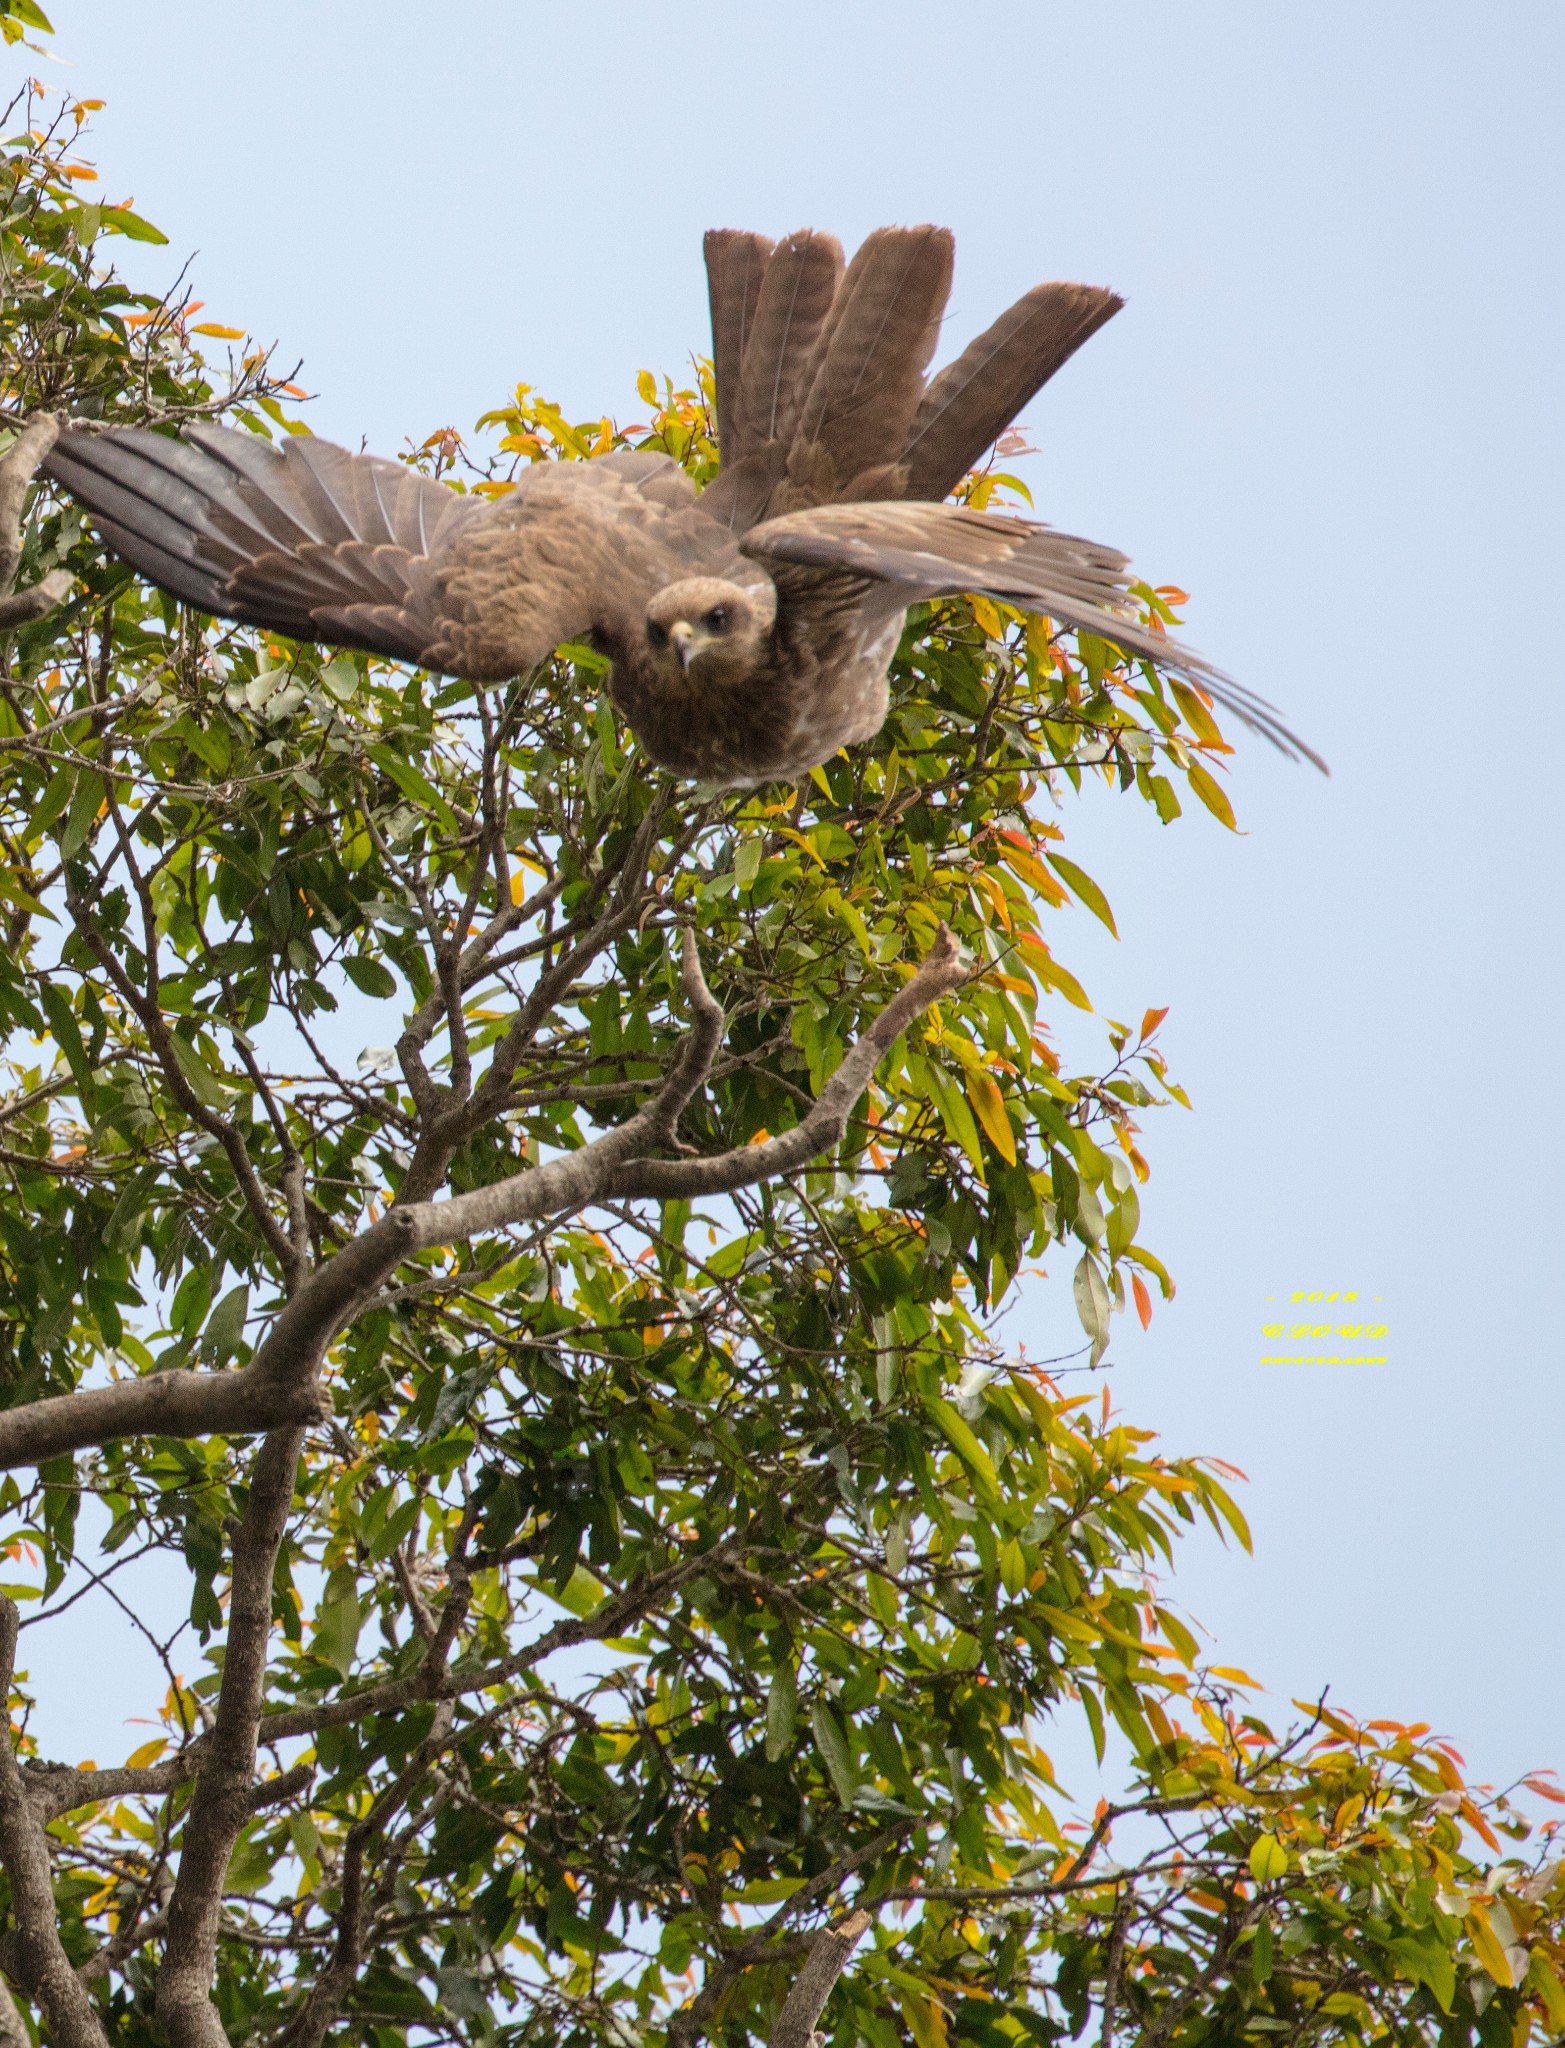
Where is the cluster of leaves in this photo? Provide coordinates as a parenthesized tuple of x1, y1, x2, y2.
(0, 50, 1561, 2048)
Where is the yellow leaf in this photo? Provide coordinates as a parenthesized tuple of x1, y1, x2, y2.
(964, 1067, 1016, 1164)
(1467, 1902, 1514, 1987)
(995, 834, 1067, 904)
(1045, 853, 1118, 937)
(969, 595, 1003, 638)
(1527, 1952, 1565, 2031)
(1186, 761, 1238, 831)
(191, 322, 245, 339)
(1016, 933, 1093, 1012)
(124, 1737, 168, 1769)
(1248, 1833, 1289, 1882)
(1170, 679, 1226, 748)
(897, 1994, 950, 2048)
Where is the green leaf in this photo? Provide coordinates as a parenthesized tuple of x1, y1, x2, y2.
(1072, 1252, 1111, 1363)
(366, 743, 460, 834)
(201, 1285, 250, 1368)
(810, 1699, 858, 1805)
(59, 769, 104, 860)
(924, 1397, 1001, 1506)
(169, 1031, 234, 1108)
(765, 1663, 797, 1762)
(313, 1567, 361, 1679)
(1045, 853, 1118, 937)
(343, 954, 398, 999)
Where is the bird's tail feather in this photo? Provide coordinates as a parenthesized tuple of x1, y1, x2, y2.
(901, 282, 1124, 502)
(703, 230, 773, 464)
(789, 225, 953, 493)
(734, 230, 843, 454)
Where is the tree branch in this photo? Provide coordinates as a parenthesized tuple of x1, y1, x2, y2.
(157, 1428, 303, 2048)
(0, 415, 73, 623)
(0, 928, 964, 1470)
(769, 1911, 870, 2048)
(0, 1598, 110, 2048)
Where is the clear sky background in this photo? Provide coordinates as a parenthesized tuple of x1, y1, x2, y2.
(14, 2, 1565, 1795)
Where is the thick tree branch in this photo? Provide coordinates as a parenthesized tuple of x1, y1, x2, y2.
(157, 1428, 303, 2048)
(768, 1911, 870, 2048)
(0, 1598, 111, 2048)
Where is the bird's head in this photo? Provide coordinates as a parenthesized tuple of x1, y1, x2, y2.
(643, 577, 769, 687)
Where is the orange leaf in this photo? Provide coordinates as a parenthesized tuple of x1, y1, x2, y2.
(1524, 1776, 1565, 1806)
(1139, 1006, 1169, 1042)
(1460, 1798, 1501, 1852)
(1132, 1273, 1152, 1330)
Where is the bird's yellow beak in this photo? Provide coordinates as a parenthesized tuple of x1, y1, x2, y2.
(669, 620, 696, 672)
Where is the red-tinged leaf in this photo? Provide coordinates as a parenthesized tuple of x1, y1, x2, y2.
(1132, 1272, 1152, 1331)
(1524, 1776, 1565, 1806)
(1139, 1006, 1169, 1042)
(1046, 854, 1118, 937)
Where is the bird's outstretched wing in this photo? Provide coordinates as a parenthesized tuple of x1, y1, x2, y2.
(742, 499, 1325, 769)
(44, 424, 707, 679)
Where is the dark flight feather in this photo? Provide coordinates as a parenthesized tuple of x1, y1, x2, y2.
(902, 282, 1124, 501)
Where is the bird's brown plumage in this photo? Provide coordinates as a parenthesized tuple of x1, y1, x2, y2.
(41, 225, 1322, 783)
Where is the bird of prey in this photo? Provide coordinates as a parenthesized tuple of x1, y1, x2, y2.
(43, 225, 1318, 784)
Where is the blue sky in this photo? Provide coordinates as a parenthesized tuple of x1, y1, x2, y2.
(19, 1, 1565, 1794)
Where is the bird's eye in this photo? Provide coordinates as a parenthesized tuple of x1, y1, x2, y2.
(647, 620, 669, 649)
(703, 605, 731, 633)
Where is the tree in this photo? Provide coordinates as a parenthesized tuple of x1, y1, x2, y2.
(0, 32, 1562, 2048)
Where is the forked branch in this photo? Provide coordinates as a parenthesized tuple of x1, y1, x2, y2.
(0, 926, 967, 1471)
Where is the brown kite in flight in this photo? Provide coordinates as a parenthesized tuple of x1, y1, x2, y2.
(44, 226, 1317, 782)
